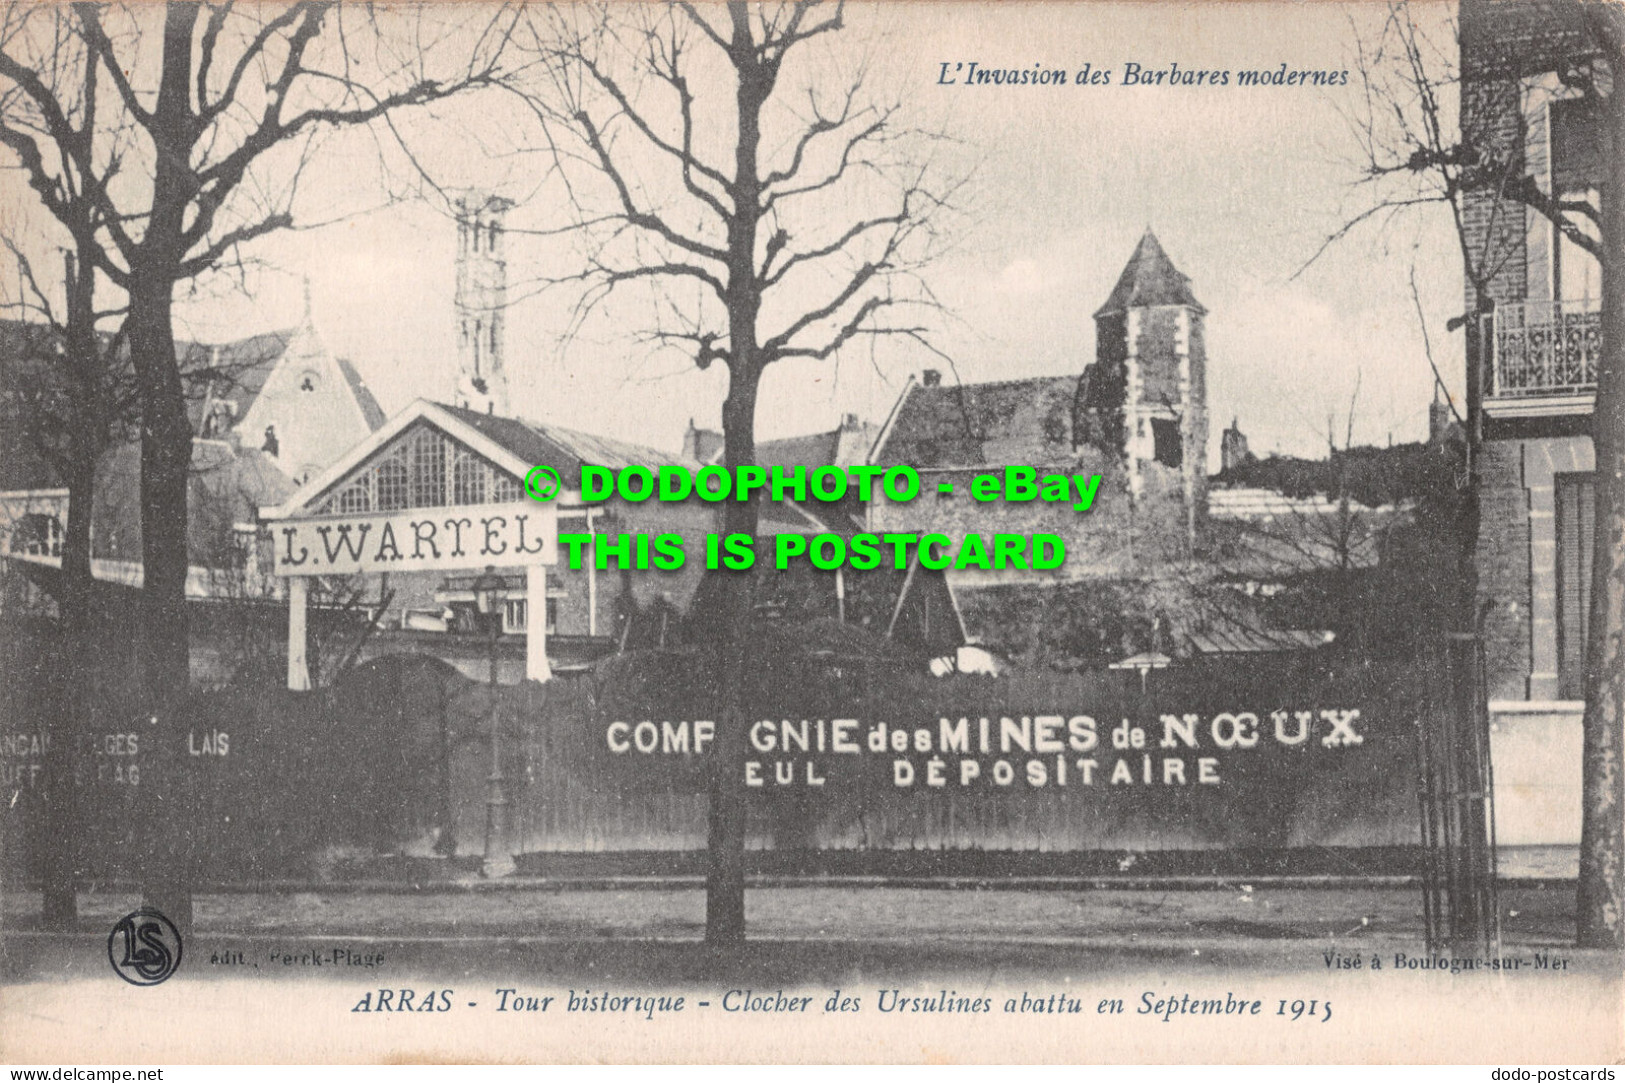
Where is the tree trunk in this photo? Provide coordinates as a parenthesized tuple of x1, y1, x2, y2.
(127, 271, 196, 935)
(1576, 76, 1625, 950)
(704, 15, 769, 945)
(38, 246, 103, 931)
(705, 377, 759, 945)
(40, 455, 95, 929)
(120, 1, 201, 937)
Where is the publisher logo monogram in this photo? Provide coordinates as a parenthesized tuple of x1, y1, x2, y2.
(107, 908, 182, 986)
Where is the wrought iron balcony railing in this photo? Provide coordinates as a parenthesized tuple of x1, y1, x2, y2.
(1486, 299, 1601, 401)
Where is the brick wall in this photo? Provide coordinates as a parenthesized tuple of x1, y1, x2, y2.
(1476, 434, 1595, 701)
(1477, 440, 1532, 700)
(1460, 77, 1529, 311)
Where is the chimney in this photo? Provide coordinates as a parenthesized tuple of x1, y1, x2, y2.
(841, 412, 861, 430)
(682, 418, 724, 463)
(921, 369, 942, 387)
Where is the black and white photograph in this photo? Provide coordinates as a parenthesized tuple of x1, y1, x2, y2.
(0, 0, 1621, 1067)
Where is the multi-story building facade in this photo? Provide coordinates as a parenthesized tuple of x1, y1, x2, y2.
(1460, 0, 1607, 846)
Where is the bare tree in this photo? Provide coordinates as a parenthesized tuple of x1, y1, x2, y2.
(0, 11, 146, 926)
(510, 0, 964, 942)
(1, 0, 516, 932)
(1, 247, 131, 929)
(1311, 1, 1623, 947)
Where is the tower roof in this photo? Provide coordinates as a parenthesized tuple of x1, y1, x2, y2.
(1093, 230, 1205, 318)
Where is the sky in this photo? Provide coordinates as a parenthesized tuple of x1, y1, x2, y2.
(4, 2, 1466, 466)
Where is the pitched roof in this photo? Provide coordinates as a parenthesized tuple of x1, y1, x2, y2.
(72, 441, 295, 568)
(1, 318, 386, 459)
(691, 418, 880, 470)
(1206, 490, 1410, 575)
(1093, 230, 1204, 318)
(0, 319, 131, 490)
(870, 375, 1078, 469)
(337, 356, 388, 429)
(756, 430, 841, 470)
(182, 327, 386, 433)
(434, 402, 699, 486)
(1188, 628, 1333, 655)
(179, 329, 293, 429)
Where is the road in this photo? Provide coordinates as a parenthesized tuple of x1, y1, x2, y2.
(3, 883, 1618, 1063)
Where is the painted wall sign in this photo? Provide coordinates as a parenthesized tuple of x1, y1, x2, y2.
(597, 706, 1370, 792)
(269, 501, 557, 574)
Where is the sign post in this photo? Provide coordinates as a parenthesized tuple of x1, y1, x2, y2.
(526, 564, 551, 683)
(269, 500, 558, 690)
(287, 577, 310, 691)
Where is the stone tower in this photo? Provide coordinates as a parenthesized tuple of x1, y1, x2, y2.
(1220, 417, 1252, 472)
(1082, 230, 1209, 551)
(454, 192, 514, 416)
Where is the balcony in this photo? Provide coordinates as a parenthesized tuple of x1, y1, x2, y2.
(1484, 299, 1600, 418)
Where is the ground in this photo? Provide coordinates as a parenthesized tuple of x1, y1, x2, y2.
(0, 882, 1592, 955)
(3, 883, 1618, 1063)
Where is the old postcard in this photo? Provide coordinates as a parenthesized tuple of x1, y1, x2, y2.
(1, 0, 1621, 1067)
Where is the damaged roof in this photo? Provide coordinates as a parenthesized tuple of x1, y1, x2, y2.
(870, 375, 1079, 469)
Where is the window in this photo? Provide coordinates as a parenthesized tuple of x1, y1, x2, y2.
(1555, 186, 1602, 303)
(1550, 97, 1604, 305)
(376, 456, 409, 511)
(409, 429, 447, 507)
(9, 513, 62, 557)
(1556, 473, 1595, 700)
(336, 478, 371, 513)
(491, 473, 522, 502)
(453, 450, 485, 505)
(231, 524, 260, 572)
(201, 401, 232, 438)
(1151, 417, 1183, 468)
(502, 598, 525, 634)
(502, 597, 557, 635)
(314, 426, 522, 514)
(298, 370, 319, 393)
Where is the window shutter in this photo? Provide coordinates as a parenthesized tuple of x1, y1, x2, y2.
(1556, 473, 1594, 700)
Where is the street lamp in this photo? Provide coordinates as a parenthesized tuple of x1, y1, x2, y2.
(472, 566, 513, 878)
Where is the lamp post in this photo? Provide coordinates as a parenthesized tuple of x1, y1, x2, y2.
(473, 566, 512, 878)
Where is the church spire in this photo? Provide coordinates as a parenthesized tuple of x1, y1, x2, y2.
(1093, 229, 1205, 318)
